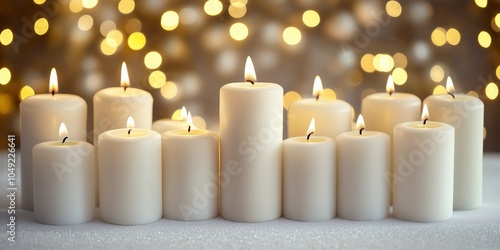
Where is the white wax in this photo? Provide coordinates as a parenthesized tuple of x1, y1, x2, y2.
(361, 92, 421, 200)
(98, 128, 162, 225)
(162, 129, 219, 221)
(283, 136, 335, 221)
(288, 99, 352, 138)
(33, 141, 95, 225)
(152, 119, 185, 134)
(393, 121, 455, 222)
(424, 94, 484, 210)
(20, 93, 87, 211)
(219, 82, 283, 222)
(93, 87, 153, 144)
(336, 131, 390, 221)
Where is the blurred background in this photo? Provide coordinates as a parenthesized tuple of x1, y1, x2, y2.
(0, 0, 498, 151)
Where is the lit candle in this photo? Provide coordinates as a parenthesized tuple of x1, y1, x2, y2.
(219, 56, 283, 222)
(162, 112, 219, 221)
(98, 117, 162, 225)
(20, 68, 87, 211)
(152, 106, 188, 134)
(33, 123, 95, 225)
(336, 115, 390, 221)
(361, 76, 421, 200)
(283, 118, 336, 221)
(288, 75, 352, 138)
(393, 105, 455, 222)
(424, 77, 484, 210)
(93, 62, 153, 144)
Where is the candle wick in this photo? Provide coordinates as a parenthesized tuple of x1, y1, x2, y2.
(51, 90, 55, 96)
(423, 119, 428, 125)
(359, 128, 364, 135)
(128, 129, 132, 135)
(62, 136, 68, 143)
(307, 132, 314, 140)
(188, 126, 191, 133)
(316, 95, 320, 101)
(448, 92, 455, 99)
(246, 80, 254, 85)
(124, 86, 128, 92)
(389, 91, 393, 96)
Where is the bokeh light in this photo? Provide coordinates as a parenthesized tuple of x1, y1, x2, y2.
(360, 54, 375, 73)
(430, 65, 444, 82)
(475, 0, 487, 8)
(161, 81, 178, 99)
(374, 54, 394, 72)
(467, 90, 479, 98)
(485, 82, 498, 100)
(100, 20, 116, 36)
(0, 93, 13, 115)
(118, 0, 135, 14)
(171, 108, 183, 120)
(302, 10, 320, 28)
(128, 32, 146, 50)
(229, 2, 247, 19)
(433, 85, 447, 95)
(149, 71, 166, 89)
(34, 18, 49, 35)
(478, 31, 491, 48)
(0, 67, 11, 85)
(446, 28, 460, 45)
(161, 11, 180, 31)
(100, 38, 117, 55)
(431, 27, 446, 46)
(393, 52, 408, 68)
(283, 27, 301, 45)
(144, 51, 163, 69)
(0, 29, 13, 46)
(78, 15, 94, 31)
(82, 0, 98, 9)
(392, 67, 408, 85)
(320, 88, 337, 100)
(126, 18, 142, 33)
(283, 91, 301, 110)
(107, 30, 123, 46)
(229, 22, 248, 41)
(69, 0, 84, 13)
(386, 0, 402, 18)
(33, 0, 46, 4)
(204, 0, 223, 16)
(496, 65, 500, 80)
(20, 86, 35, 100)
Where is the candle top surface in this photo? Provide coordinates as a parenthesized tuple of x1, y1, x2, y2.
(341, 131, 382, 138)
(291, 98, 352, 106)
(425, 93, 484, 106)
(21, 93, 86, 105)
(99, 128, 159, 142)
(396, 121, 454, 134)
(222, 82, 283, 91)
(95, 87, 152, 100)
(164, 129, 218, 138)
(34, 140, 92, 149)
(285, 136, 333, 144)
(364, 92, 421, 102)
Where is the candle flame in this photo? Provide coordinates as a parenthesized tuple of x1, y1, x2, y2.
(180, 106, 188, 121)
(49, 68, 58, 94)
(244, 56, 256, 83)
(312, 75, 323, 99)
(126, 116, 135, 129)
(59, 122, 68, 141)
(446, 76, 455, 93)
(121, 62, 130, 89)
(386, 75, 395, 94)
(186, 111, 196, 130)
(355, 114, 365, 131)
(306, 117, 315, 136)
(421, 104, 429, 121)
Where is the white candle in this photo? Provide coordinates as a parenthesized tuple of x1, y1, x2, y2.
(162, 112, 219, 221)
(33, 123, 95, 225)
(393, 105, 455, 222)
(336, 115, 390, 221)
(283, 118, 336, 221)
(98, 117, 162, 225)
(152, 106, 187, 134)
(93, 62, 153, 144)
(288, 76, 352, 138)
(424, 77, 484, 210)
(219, 57, 283, 222)
(361, 76, 421, 200)
(20, 68, 87, 211)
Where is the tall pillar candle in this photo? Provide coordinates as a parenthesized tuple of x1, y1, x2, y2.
(162, 113, 219, 221)
(283, 118, 335, 221)
(336, 115, 390, 221)
(219, 57, 283, 222)
(361, 76, 421, 200)
(393, 106, 455, 222)
(33, 123, 95, 225)
(93, 62, 153, 144)
(288, 76, 352, 138)
(424, 77, 484, 210)
(20, 69, 87, 211)
(152, 106, 187, 134)
(98, 117, 162, 225)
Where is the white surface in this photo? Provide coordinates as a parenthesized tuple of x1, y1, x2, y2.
(1, 153, 499, 249)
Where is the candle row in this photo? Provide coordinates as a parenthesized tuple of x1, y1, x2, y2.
(20, 57, 483, 225)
